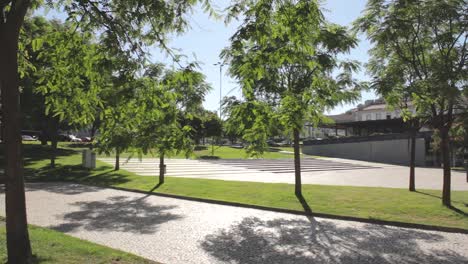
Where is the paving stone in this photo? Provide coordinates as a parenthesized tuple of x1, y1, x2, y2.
(0, 183, 466, 264)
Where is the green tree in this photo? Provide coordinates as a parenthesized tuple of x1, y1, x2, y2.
(19, 16, 50, 145)
(0, 0, 213, 261)
(355, 0, 467, 206)
(223, 0, 360, 196)
(364, 50, 424, 192)
(20, 17, 94, 152)
(227, 99, 277, 156)
(132, 77, 192, 184)
(142, 64, 211, 181)
(94, 34, 140, 168)
(97, 101, 137, 171)
(222, 96, 243, 144)
(203, 111, 223, 156)
(30, 19, 105, 167)
(161, 66, 213, 113)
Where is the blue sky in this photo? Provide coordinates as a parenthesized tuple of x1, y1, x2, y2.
(148, 0, 377, 115)
(40, 0, 377, 115)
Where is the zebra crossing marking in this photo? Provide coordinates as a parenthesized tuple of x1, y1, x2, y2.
(99, 157, 378, 177)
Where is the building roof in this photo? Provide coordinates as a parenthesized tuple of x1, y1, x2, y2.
(328, 113, 354, 123)
(361, 104, 388, 111)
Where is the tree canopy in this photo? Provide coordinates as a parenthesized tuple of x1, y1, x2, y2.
(355, 0, 468, 206)
(222, 0, 362, 195)
(1, 0, 216, 262)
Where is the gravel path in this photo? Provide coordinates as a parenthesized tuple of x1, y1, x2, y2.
(1, 182, 467, 264)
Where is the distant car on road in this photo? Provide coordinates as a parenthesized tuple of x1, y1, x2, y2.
(69, 135, 82, 142)
(58, 134, 71, 142)
(21, 135, 37, 141)
(80, 137, 92, 142)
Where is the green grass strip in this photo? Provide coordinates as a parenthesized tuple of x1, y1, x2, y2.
(19, 143, 468, 230)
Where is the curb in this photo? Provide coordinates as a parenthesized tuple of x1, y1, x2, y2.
(101, 185, 468, 235)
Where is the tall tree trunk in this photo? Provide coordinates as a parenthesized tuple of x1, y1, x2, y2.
(39, 114, 48, 145)
(463, 135, 468, 182)
(465, 131, 468, 182)
(50, 121, 58, 168)
(89, 118, 99, 150)
(211, 138, 215, 156)
(440, 127, 451, 207)
(409, 129, 416, 192)
(465, 157, 467, 183)
(159, 153, 165, 184)
(0, 12, 32, 263)
(293, 128, 302, 196)
(115, 149, 120, 171)
(465, 146, 468, 183)
(50, 137, 58, 168)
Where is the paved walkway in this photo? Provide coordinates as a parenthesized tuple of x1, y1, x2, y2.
(0, 183, 467, 264)
(99, 157, 468, 190)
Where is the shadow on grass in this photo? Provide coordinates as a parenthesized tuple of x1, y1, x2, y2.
(194, 145, 208, 151)
(0, 143, 77, 170)
(415, 191, 468, 216)
(64, 143, 92, 149)
(448, 206, 468, 217)
(21, 143, 78, 167)
(23, 164, 132, 195)
(150, 182, 164, 191)
(201, 216, 467, 264)
(268, 147, 282, 152)
(296, 193, 313, 214)
(30, 255, 52, 264)
(49, 195, 183, 234)
(199, 155, 221, 160)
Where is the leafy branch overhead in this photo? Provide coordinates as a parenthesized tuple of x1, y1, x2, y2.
(222, 0, 363, 155)
(355, 0, 467, 206)
(30, 20, 105, 126)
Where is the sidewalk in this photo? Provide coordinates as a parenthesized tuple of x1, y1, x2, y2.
(1, 183, 467, 264)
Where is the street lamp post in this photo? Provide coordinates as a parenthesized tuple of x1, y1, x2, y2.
(214, 62, 225, 119)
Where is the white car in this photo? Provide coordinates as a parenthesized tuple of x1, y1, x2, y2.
(69, 135, 82, 142)
(21, 135, 37, 141)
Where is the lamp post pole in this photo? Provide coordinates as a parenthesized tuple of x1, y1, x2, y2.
(214, 62, 225, 119)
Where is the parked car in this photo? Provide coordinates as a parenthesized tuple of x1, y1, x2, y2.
(21, 135, 37, 141)
(58, 134, 71, 142)
(81, 137, 92, 142)
(267, 140, 279, 147)
(69, 135, 82, 142)
(277, 141, 291, 147)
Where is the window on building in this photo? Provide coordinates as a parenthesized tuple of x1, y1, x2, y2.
(375, 113, 382, 120)
(386, 113, 391, 119)
(366, 114, 372, 120)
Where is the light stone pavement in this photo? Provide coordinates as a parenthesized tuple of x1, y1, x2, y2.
(1, 183, 467, 264)
(99, 157, 468, 190)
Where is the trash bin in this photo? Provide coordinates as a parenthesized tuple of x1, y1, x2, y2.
(82, 149, 96, 169)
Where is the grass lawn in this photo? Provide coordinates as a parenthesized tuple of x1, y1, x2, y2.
(0, 219, 155, 263)
(16, 143, 468, 230)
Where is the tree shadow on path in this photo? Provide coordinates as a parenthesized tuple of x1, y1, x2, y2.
(49, 195, 183, 234)
(23, 182, 104, 195)
(201, 216, 468, 264)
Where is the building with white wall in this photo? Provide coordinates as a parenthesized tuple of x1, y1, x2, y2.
(301, 99, 417, 139)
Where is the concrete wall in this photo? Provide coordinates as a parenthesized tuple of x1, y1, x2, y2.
(302, 138, 427, 166)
